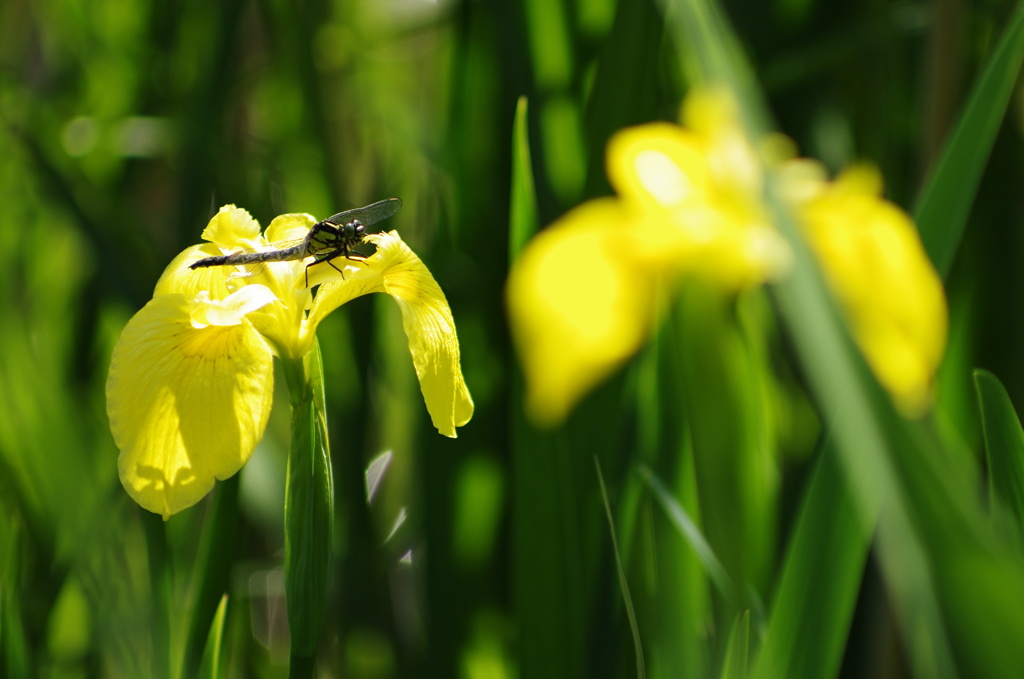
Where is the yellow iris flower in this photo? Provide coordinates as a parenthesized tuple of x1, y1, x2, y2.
(507, 92, 791, 425)
(107, 205, 473, 518)
(507, 90, 946, 425)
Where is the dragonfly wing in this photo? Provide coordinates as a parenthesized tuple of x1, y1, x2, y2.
(323, 197, 403, 228)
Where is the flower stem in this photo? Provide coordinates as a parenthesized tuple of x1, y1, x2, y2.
(282, 341, 334, 676)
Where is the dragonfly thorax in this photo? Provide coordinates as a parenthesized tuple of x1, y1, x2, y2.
(307, 220, 365, 257)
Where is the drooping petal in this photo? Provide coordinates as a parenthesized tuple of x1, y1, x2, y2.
(106, 294, 275, 518)
(797, 165, 948, 416)
(507, 199, 661, 426)
(311, 231, 474, 436)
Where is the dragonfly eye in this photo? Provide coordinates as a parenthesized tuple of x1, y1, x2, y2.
(342, 220, 365, 240)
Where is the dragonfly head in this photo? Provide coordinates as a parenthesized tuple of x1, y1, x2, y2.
(341, 220, 365, 241)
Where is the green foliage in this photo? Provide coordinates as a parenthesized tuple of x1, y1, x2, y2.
(752, 443, 869, 679)
(976, 369, 1024, 536)
(509, 96, 539, 262)
(198, 596, 229, 679)
(3, 0, 1024, 677)
(915, 3, 1024, 277)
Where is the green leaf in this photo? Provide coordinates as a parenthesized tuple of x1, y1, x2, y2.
(2, 588, 30, 679)
(915, 3, 1024, 277)
(639, 464, 735, 604)
(182, 476, 239, 679)
(974, 369, 1024, 530)
(198, 596, 228, 679)
(752, 442, 869, 679)
(1, 523, 29, 679)
(509, 95, 539, 262)
(595, 458, 645, 679)
(672, 288, 778, 603)
(634, 315, 713, 678)
(720, 611, 750, 679)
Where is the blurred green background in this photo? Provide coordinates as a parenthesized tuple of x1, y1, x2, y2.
(3, 0, 1024, 677)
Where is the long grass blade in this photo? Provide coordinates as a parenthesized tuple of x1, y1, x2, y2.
(915, 3, 1024, 276)
(182, 476, 239, 679)
(509, 95, 540, 261)
(595, 458, 645, 679)
(638, 464, 735, 604)
(198, 596, 229, 679)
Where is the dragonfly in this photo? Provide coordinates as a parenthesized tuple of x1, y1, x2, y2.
(189, 197, 402, 286)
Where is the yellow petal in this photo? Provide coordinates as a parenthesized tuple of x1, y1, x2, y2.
(106, 294, 274, 518)
(189, 285, 278, 328)
(606, 119, 790, 291)
(198, 204, 263, 249)
(775, 158, 830, 204)
(799, 167, 947, 416)
(680, 88, 761, 198)
(607, 123, 709, 211)
(264, 212, 316, 245)
(312, 231, 474, 436)
(156, 245, 236, 298)
(669, 210, 791, 290)
(507, 199, 660, 426)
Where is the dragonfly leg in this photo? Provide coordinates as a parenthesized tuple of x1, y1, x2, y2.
(326, 257, 347, 278)
(304, 251, 367, 287)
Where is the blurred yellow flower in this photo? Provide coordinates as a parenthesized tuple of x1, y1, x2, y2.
(507, 90, 947, 425)
(107, 205, 473, 518)
(507, 92, 791, 425)
(791, 164, 947, 416)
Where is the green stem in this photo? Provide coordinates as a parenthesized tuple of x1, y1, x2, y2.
(282, 341, 335, 677)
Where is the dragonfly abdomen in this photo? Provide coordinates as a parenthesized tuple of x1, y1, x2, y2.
(190, 244, 307, 270)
